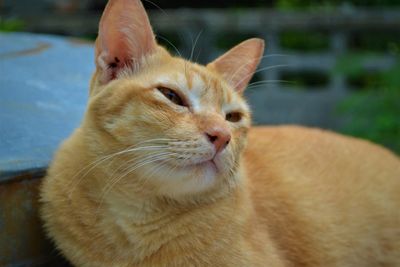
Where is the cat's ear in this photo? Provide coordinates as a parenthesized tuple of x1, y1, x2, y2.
(207, 38, 264, 93)
(95, 0, 157, 84)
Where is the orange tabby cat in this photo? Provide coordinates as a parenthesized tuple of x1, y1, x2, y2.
(40, 0, 400, 266)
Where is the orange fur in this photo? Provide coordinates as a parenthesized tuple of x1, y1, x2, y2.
(40, 0, 400, 266)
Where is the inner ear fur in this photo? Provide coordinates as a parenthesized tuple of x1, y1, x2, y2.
(207, 38, 265, 93)
(95, 0, 157, 85)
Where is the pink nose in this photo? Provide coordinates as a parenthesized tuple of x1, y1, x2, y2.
(205, 127, 231, 154)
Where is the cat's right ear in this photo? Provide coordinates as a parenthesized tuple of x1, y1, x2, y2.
(207, 38, 264, 94)
(95, 0, 157, 85)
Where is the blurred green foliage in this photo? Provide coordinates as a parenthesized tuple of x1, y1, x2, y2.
(349, 31, 400, 52)
(280, 30, 329, 52)
(336, 54, 400, 154)
(0, 18, 25, 32)
(216, 32, 261, 50)
(280, 71, 329, 89)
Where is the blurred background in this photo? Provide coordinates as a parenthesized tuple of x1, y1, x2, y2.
(1, 0, 399, 154)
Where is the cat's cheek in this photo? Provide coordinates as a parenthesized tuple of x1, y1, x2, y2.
(231, 128, 249, 153)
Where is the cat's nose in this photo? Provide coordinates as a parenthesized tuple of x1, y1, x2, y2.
(205, 127, 231, 154)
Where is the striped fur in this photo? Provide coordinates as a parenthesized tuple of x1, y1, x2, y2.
(40, 1, 400, 266)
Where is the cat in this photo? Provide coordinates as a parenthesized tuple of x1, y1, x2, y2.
(40, 0, 400, 266)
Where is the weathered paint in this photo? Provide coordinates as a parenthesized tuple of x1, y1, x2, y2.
(0, 174, 48, 266)
(0, 32, 92, 182)
(0, 32, 89, 266)
(0, 42, 51, 60)
(0, 174, 72, 267)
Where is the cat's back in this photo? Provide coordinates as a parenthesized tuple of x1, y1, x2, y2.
(245, 125, 400, 180)
(245, 126, 400, 266)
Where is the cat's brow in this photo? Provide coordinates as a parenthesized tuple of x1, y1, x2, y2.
(191, 69, 210, 90)
(155, 68, 227, 112)
(180, 72, 204, 111)
(188, 69, 231, 112)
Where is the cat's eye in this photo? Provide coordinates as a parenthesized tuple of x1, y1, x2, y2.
(157, 87, 186, 107)
(225, 112, 242, 123)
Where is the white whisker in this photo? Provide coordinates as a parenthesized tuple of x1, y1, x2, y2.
(233, 64, 292, 90)
(246, 80, 295, 90)
(66, 138, 176, 197)
(226, 54, 291, 86)
(156, 35, 182, 57)
(190, 30, 203, 62)
(142, 0, 167, 15)
(96, 152, 178, 213)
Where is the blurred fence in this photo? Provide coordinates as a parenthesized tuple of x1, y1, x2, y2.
(2, 6, 400, 128)
(146, 9, 399, 128)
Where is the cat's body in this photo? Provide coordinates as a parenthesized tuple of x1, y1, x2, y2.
(40, 0, 400, 266)
(246, 127, 400, 267)
(42, 125, 400, 267)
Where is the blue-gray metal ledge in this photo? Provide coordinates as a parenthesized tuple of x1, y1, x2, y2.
(0, 32, 92, 267)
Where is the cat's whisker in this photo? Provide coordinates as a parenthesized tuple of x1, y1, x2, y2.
(136, 149, 199, 192)
(195, 46, 202, 63)
(157, 155, 185, 187)
(142, 0, 167, 15)
(156, 35, 182, 57)
(136, 157, 176, 191)
(68, 139, 170, 184)
(103, 151, 178, 193)
(167, 139, 200, 146)
(181, 153, 194, 167)
(233, 64, 292, 90)
(225, 54, 291, 86)
(106, 150, 167, 183)
(73, 137, 174, 174)
(67, 145, 167, 190)
(190, 30, 203, 62)
(106, 146, 179, 181)
(66, 140, 174, 197)
(96, 152, 178, 213)
(248, 79, 293, 87)
(142, 158, 172, 179)
(99, 155, 170, 206)
(246, 80, 295, 90)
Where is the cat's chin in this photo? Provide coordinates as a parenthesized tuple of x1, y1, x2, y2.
(147, 159, 221, 197)
(186, 160, 218, 173)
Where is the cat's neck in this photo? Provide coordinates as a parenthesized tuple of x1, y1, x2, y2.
(102, 169, 244, 222)
(99, 178, 250, 264)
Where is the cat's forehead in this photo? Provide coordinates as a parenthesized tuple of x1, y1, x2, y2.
(152, 64, 247, 112)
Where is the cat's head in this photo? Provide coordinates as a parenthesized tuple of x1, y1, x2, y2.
(84, 0, 264, 199)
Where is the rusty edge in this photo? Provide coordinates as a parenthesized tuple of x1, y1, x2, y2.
(0, 42, 52, 60)
(4, 251, 72, 267)
(4, 255, 52, 267)
(0, 168, 46, 185)
(67, 37, 94, 46)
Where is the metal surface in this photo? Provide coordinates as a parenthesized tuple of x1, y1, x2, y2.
(0, 173, 72, 267)
(0, 32, 90, 266)
(0, 32, 92, 181)
(0, 174, 48, 266)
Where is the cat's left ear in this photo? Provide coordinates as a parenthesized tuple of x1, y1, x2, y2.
(207, 38, 264, 93)
(95, 0, 157, 84)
